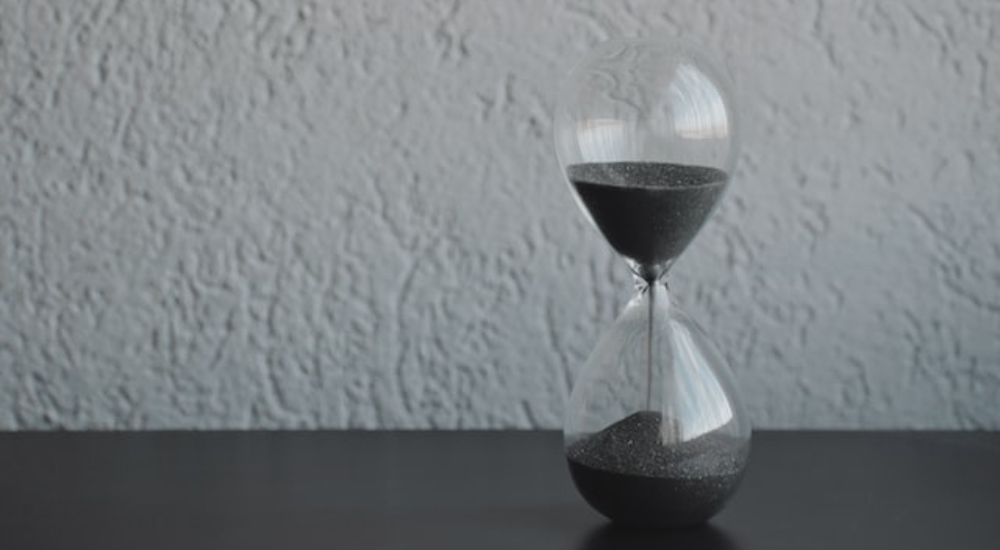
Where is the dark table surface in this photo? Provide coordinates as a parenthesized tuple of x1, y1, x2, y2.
(1, 430, 998, 549)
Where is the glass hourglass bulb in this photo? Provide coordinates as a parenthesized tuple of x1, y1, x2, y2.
(554, 38, 750, 528)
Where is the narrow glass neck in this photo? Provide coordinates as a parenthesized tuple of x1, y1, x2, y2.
(632, 267, 670, 292)
(629, 260, 672, 285)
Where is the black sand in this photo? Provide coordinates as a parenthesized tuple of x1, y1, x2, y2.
(566, 411, 748, 528)
(567, 162, 728, 270)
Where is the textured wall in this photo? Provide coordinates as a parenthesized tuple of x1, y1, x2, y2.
(1, 0, 998, 430)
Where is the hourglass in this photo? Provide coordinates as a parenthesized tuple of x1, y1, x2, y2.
(554, 38, 750, 528)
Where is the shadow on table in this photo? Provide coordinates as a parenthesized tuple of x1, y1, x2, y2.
(578, 523, 736, 550)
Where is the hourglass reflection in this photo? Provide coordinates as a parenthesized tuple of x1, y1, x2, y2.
(554, 39, 750, 528)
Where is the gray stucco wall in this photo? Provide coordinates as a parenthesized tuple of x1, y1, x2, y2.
(1, 0, 998, 429)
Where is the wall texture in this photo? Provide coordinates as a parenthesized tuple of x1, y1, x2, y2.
(1, 0, 998, 429)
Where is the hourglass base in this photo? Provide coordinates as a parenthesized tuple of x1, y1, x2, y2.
(566, 411, 748, 529)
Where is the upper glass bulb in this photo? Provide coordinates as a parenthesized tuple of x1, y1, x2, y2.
(554, 38, 739, 279)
